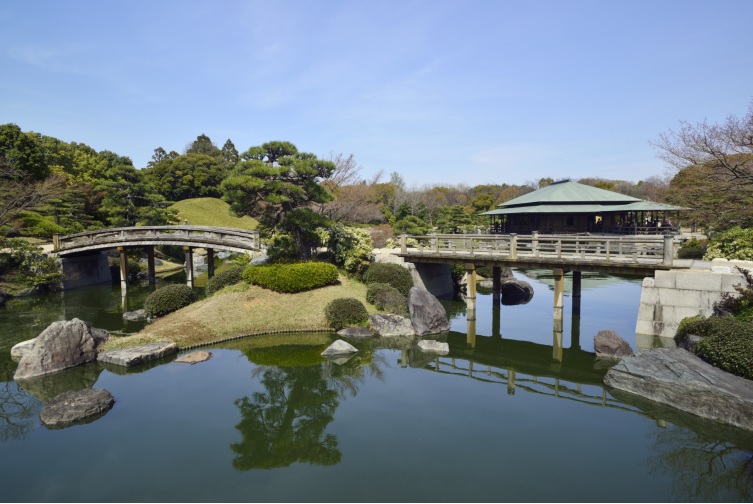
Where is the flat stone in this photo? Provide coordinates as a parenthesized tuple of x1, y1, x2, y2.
(417, 340, 449, 355)
(98, 343, 177, 367)
(10, 338, 36, 362)
(337, 326, 374, 338)
(175, 351, 212, 364)
(123, 309, 146, 321)
(40, 388, 115, 427)
(321, 339, 358, 357)
(604, 348, 753, 431)
(594, 329, 634, 359)
(369, 314, 415, 337)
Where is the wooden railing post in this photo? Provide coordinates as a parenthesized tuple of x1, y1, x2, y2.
(510, 234, 518, 259)
(400, 234, 407, 254)
(532, 231, 539, 257)
(53, 234, 60, 251)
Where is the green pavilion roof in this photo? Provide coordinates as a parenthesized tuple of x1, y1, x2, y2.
(479, 180, 689, 216)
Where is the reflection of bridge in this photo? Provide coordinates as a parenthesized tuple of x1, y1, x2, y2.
(399, 322, 637, 414)
(52, 226, 261, 291)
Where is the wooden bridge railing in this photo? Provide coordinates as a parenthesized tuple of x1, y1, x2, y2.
(399, 233, 675, 266)
(53, 226, 261, 253)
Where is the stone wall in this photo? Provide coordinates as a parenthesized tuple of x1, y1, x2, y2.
(635, 265, 748, 339)
(372, 248, 455, 299)
(61, 252, 112, 290)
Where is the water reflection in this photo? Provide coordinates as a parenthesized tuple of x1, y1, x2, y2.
(232, 343, 387, 471)
(0, 380, 42, 442)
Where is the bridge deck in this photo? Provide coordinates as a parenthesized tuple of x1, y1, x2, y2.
(53, 226, 262, 256)
(397, 233, 678, 274)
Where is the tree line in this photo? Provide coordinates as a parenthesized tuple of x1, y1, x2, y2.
(2, 98, 751, 259)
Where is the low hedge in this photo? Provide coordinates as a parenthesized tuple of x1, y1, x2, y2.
(324, 298, 369, 330)
(144, 284, 196, 319)
(363, 262, 413, 296)
(694, 319, 753, 380)
(206, 266, 244, 296)
(242, 261, 339, 293)
(366, 282, 408, 316)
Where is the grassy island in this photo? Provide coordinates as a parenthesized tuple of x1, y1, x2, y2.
(100, 274, 376, 351)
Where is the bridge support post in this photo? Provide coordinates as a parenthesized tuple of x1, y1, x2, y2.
(184, 246, 194, 288)
(118, 246, 128, 294)
(663, 235, 674, 266)
(572, 270, 581, 317)
(553, 267, 564, 327)
(465, 263, 476, 314)
(146, 246, 156, 285)
(207, 248, 215, 279)
(492, 265, 501, 305)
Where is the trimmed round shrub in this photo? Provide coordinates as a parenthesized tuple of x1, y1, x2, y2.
(366, 282, 408, 315)
(694, 319, 753, 380)
(144, 284, 196, 319)
(206, 266, 244, 296)
(324, 298, 369, 330)
(363, 262, 413, 296)
(243, 261, 338, 293)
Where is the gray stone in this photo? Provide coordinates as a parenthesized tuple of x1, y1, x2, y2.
(417, 340, 449, 355)
(408, 287, 450, 336)
(14, 319, 109, 380)
(10, 338, 36, 362)
(594, 329, 634, 359)
(40, 388, 115, 427)
(123, 309, 146, 321)
(676, 334, 703, 352)
(501, 279, 534, 305)
(337, 326, 374, 338)
(369, 314, 416, 337)
(604, 348, 753, 431)
(98, 342, 177, 367)
(321, 339, 358, 357)
(175, 351, 212, 364)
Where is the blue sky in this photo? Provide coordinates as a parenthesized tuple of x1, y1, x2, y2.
(1, 0, 752, 187)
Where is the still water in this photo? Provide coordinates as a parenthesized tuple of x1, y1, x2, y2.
(1, 271, 752, 502)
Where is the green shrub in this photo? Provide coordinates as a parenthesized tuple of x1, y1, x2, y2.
(366, 282, 408, 315)
(144, 284, 196, 319)
(324, 297, 369, 330)
(206, 266, 244, 295)
(704, 227, 753, 261)
(242, 261, 339, 293)
(694, 320, 753, 380)
(363, 262, 413, 296)
(326, 225, 374, 277)
(0, 238, 63, 290)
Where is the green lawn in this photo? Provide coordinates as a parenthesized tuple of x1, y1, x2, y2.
(170, 198, 258, 230)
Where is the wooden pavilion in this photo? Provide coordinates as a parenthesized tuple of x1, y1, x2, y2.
(480, 180, 688, 235)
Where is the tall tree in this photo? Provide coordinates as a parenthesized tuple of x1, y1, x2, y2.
(222, 141, 336, 258)
(653, 99, 753, 230)
(221, 139, 239, 165)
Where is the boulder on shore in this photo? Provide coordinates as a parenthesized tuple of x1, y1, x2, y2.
(14, 319, 109, 380)
(594, 329, 634, 359)
(369, 314, 415, 337)
(40, 388, 115, 428)
(408, 287, 450, 336)
(604, 348, 753, 431)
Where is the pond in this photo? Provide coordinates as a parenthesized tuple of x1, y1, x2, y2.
(1, 270, 752, 502)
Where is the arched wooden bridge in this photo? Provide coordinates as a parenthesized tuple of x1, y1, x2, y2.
(52, 226, 262, 291)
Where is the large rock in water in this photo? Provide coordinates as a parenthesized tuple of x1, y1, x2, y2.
(604, 348, 753, 431)
(408, 287, 450, 336)
(594, 329, 634, 359)
(98, 343, 177, 367)
(40, 388, 115, 428)
(321, 339, 358, 357)
(500, 279, 533, 305)
(369, 314, 415, 337)
(14, 319, 109, 380)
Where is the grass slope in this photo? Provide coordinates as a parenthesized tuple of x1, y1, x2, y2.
(101, 275, 377, 350)
(170, 198, 258, 230)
